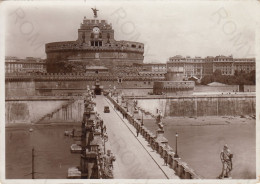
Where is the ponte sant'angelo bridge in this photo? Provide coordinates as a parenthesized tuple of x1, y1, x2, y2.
(5, 91, 201, 179)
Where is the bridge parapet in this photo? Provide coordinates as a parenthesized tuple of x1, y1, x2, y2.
(68, 93, 115, 179)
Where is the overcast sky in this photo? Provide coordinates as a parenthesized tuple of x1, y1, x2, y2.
(3, 1, 258, 63)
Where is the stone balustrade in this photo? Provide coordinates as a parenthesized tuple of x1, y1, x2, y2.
(68, 94, 115, 179)
(107, 95, 202, 179)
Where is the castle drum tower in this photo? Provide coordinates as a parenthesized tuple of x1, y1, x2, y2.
(45, 9, 144, 73)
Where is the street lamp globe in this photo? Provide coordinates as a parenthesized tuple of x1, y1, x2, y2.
(174, 132, 179, 158)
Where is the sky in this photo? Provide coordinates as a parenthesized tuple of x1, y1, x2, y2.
(3, 0, 258, 63)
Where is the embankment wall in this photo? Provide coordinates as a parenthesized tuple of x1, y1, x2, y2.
(38, 99, 84, 123)
(136, 95, 255, 117)
(5, 81, 36, 97)
(5, 98, 84, 124)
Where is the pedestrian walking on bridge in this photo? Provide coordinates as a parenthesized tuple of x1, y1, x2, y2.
(164, 154, 168, 166)
(104, 125, 107, 133)
(100, 120, 104, 128)
(136, 128, 139, 137)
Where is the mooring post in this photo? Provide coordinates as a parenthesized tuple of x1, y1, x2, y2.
(32, 147, 35, 179)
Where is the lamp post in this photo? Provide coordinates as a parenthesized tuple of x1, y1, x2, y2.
(103, 133, 108, 154)
(113, 86, 116, 97)
(108, 85, 110, 96)
(174, 132, 179, 158)
(141, 110, 144, 126)
(120, 95, 123, 105)
(126, 100, 129, 112)
(117, 92, 119, 103)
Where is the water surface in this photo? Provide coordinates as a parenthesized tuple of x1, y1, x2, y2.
(6, 124, 80, 179)
(144, 119, 256, 179)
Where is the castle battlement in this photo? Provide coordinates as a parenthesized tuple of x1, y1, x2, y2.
(5, 72, 164, 82)
(81, 18, 112, 30)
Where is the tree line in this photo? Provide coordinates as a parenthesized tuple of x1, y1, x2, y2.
(200, 69, 255, 85)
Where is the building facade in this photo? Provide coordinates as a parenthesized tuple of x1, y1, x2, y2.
(203, 56, 214, 76)
(143, 63, 167, 73)
(5, 56, 46, 74)
(233, 58, 255, 74)
(46, 17, 144, 73)
(213, 55, 234, 75)
(167, 55, 255, 80)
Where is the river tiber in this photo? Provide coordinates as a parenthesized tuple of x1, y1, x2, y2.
(3, 2, 256, 181)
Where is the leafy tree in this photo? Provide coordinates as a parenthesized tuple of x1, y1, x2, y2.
(201, 75, 213, 85)
(213, 69, 222, 77)
(200, 69, 255, 85)
(248, 70, 255, 85)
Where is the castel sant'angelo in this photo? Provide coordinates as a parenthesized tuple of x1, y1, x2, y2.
(45, 8, 144, 73)
(6, 8, 196, 97)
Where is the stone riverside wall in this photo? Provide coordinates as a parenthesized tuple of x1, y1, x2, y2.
(194, 85, 256, 93)
(5, 81, 36, 97)
(5, 97, 83, 124)
(134, 95, 255, 117)
(244, 85, 256, 92)
(37, 99, 84, 124)
(194, 85, 238, 93)
(107, 95, 201, 179)
(5, 80, 153, 97)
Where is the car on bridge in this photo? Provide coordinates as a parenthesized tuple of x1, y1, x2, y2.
(103, 91, 109, 96)
(104, 106, 110, 113)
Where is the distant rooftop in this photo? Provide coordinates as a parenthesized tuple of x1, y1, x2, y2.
(215, 55, 233, 59)
(144, 63, 166, 65)
(85, 66, 108, 70)
(207, 82, 227, 86)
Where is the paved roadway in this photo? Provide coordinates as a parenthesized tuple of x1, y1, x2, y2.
(94, 95, 179, 179)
